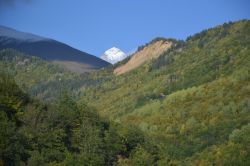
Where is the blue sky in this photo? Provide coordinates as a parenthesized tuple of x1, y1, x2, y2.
(0, 0, 249, 57)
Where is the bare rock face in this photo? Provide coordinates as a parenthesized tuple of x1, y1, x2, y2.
(114, 40, 172, 75)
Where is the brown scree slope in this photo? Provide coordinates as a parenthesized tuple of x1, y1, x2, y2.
(114, 40, 172, 75)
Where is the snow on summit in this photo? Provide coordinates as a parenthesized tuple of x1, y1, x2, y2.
(101, 47, 127, 64)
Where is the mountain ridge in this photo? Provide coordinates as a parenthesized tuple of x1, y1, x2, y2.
(0, 26, 110, 73)
(0, 25, 49, 42)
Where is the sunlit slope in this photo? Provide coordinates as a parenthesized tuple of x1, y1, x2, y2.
(114, 39, 172, 75)
(83, 20, 250, 120)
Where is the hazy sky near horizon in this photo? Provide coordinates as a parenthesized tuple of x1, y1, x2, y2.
(0, 0, 249, 56)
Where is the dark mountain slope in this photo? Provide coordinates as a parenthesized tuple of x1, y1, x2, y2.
(0, 26, 110, 73)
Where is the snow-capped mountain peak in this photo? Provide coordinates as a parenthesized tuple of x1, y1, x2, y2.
(101, 47, 127, 64)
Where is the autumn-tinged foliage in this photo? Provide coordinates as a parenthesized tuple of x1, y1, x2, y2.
(0, 72, 153, 165)
(0, 20, 250, 165)
(81, 20, 250, 165)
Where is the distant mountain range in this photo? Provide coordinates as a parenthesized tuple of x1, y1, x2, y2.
(0, 25, 110, 73)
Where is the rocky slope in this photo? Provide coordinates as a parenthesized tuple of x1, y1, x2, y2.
(114, 39, 172, 75)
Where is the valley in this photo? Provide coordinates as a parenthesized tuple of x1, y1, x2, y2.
(0, 20, 250, 165)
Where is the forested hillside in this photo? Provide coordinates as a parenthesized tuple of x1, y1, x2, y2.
(0, 20, 250, 165)
(0, 49, 90, 102)
(80, 20, 250, 164)
(83, 20, 250, 117)
(0, 72, 158, 165)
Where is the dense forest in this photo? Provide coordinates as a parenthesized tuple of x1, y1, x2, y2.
(0, 20, 250, 165)
(0, 72, 156, 165)
(0, 49, 93, 102)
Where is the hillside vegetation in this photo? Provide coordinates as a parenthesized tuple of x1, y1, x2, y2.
(80, 20, 250, 165)
(84, 20, 250, 118)
(0, 49, 91, 102)
(0, 72, 158, 165)
(0, 20, 250, 165)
